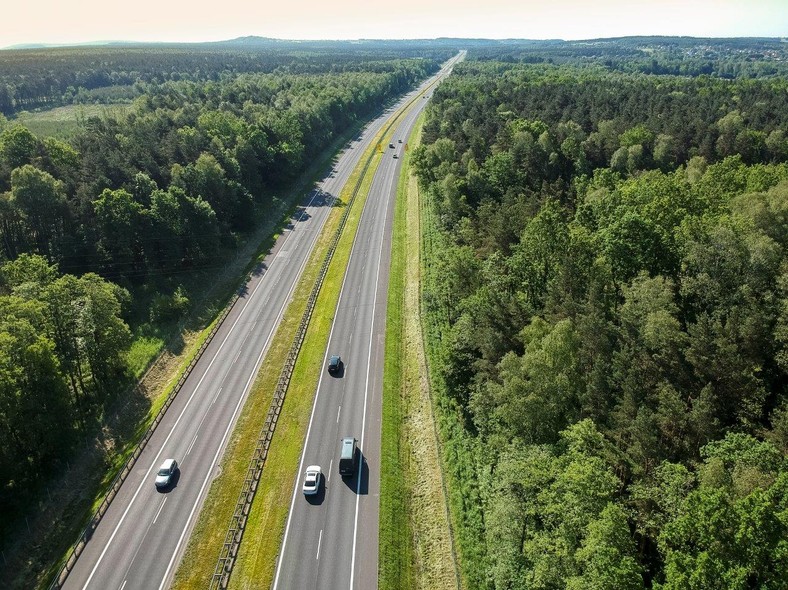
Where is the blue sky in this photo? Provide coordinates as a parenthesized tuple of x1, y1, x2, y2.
(3, 0, 786, 47)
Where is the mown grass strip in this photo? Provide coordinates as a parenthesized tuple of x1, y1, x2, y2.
(170, 115, 398, 590)
(379, 118, 416, 589)
(172, 76, 444, 589)
(419, 139, 479, 590)
(380, 113, 459, 590)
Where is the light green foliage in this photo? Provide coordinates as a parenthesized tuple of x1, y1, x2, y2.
(93, 188, 145, 268)
(0, 125, 39, 169)
(657, 435, 788, 590)
(474, 318, 580, 445)
(509, 199, 569, 308)
(150, 286, 190, 323)
(197, 110, 247, 147)
(41, 136, 80, 179)
(0, 252, 58, 297)
(0, 254, 131, 526)
(619, 124, 655, 149)
(0, 296, 73, 500)
(567, 504, 644, 590)
(484, 422, 630, 590)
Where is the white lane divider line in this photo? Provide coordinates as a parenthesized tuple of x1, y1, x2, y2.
(186, 433, 198, 456)
(119, 581, 127, 590)
(153, 498, 167, 524)
(233, 348, 242, 365)
(273, 68, 423, 589)
(316, 530, 323, 560)
(156, 237, 318, 590)
(350, 100, 401, 589)
(336, 405, 341, 423)
(328, 460, 333, 483)
(82, 131, 333, 590)
(212, 387, 223, 405)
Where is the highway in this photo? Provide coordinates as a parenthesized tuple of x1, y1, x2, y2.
(273, 51, 464, 590)
(59, 63, 414, 590)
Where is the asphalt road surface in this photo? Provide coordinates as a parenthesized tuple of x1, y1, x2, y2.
(273, 52, 464, 590)
(59, 56, 456, 590)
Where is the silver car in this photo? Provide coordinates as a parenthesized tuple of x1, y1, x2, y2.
(155, 458, 178, 489)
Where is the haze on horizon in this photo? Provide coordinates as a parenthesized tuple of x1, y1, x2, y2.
(3, 0, 785, 48)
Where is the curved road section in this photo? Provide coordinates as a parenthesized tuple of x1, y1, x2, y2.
(273, 52, 464, 590)
(59, 58, 443, 590)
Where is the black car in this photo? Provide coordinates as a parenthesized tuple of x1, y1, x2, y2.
(327, 355, 342, 374)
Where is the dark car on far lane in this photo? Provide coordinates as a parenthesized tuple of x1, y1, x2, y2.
(328, 355, 342, 375)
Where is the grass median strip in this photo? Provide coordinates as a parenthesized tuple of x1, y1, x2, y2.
(171, 114, 398, 590)
(379, 113, 458, 590)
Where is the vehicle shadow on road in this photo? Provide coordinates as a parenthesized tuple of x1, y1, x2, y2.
(341, 450, 368, 495)
(305, 480, 326, 505)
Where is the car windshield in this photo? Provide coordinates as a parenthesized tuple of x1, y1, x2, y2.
(158, 467, 170, 476)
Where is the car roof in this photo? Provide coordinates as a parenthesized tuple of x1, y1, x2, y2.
(161, 458, 176, 468)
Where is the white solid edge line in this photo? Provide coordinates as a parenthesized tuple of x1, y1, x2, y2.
(274, 59, 456, 590)
(80, 245, 275, 588)
(271, 62, 416, 590)
(81, 163, 328, 590)
(156, 176, 335, 590)
(349, 106, 397, 590)
(348, 60, 457, 589)
(272, 171, 365, 590)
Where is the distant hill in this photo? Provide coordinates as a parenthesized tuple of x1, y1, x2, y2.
(6, 40, 142, 49)
(8, 35, 783, 51)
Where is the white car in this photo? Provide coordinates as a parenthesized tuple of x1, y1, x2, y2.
(302, 465, 322, 495)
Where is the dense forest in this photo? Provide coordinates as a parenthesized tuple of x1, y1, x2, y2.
(414, 50, 788, 589)
(0, 39, 456, 114)
(0, 46, 445, 537)
(471, 36, 788, 78)
(4, 37, 784, 116)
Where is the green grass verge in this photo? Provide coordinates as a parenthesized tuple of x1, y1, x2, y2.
(420, 143, 483, 590)
(170, 121, 392, 590)
(380, 113, 459, 590)
(379, 120, 416, 589)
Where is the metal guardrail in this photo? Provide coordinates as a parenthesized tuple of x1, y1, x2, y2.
(48, 298, 240, 589)
(206, 73, 448, 589)
(207, 126, 376, 590)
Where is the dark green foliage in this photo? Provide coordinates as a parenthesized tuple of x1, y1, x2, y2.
(0, 57, 438, 278)
(419, 54, 788, 589)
